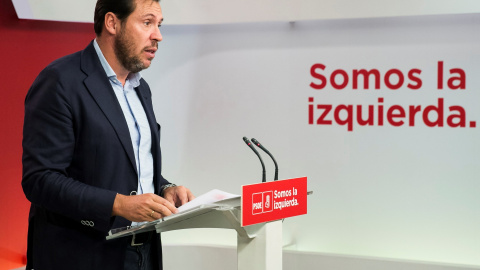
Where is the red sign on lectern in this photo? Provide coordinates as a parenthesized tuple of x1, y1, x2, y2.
(241, 177, 307, 227)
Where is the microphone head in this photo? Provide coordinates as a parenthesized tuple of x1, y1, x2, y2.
(251, 138, 260, 146)
(243, 136, 251, 145)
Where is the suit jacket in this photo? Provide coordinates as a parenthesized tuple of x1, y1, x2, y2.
(22, 41, 169, 270)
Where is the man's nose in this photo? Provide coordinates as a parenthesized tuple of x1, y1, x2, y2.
(152, 26, 162, 42)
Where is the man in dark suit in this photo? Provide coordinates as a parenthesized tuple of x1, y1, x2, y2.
(21, 0, 194, 269)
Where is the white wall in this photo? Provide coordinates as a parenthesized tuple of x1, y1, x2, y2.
(142, 12, 480, 269)
(162, 245, 480, 270)
(11, 0, 480, 24)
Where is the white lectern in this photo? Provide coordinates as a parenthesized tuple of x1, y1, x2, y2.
(106, 197, 283, 270)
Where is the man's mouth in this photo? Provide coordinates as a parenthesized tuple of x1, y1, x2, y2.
(144, 48, 157, 59)
(145, 47, 157, 54)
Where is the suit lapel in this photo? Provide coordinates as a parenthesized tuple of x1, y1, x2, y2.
(135, 84, 159, 145)
(135, 83, 161, 192)
(80, 42, 138, 175)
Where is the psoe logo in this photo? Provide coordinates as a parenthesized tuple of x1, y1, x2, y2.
(252, 191, 273, 215)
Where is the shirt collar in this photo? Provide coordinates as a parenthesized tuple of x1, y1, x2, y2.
(93, 39, 142, 88)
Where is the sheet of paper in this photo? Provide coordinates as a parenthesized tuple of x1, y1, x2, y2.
(177, 189, 240, 213)
(107, 189, 240, 238)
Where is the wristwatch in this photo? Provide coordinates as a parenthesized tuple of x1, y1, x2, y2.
(160, 183, 177, 197)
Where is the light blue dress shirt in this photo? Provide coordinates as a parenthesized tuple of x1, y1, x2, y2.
(93, 40, 155, 202)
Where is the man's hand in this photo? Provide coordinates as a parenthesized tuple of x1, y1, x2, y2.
(163, 185, 195, 207)
(111, 193, 178, 222)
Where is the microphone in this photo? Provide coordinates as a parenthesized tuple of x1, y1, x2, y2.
(251, 138, 278, 181)
(243, 137, 266, 182)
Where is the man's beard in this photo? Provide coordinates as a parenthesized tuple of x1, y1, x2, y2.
(114, 28, 156, 73)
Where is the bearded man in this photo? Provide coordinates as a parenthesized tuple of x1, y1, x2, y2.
(22, 0, 194, 269)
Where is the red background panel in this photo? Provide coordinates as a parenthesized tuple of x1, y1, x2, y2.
(0, 1, 94, 268)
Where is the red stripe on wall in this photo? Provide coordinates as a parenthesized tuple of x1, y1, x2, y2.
(0, 1, 95, 268)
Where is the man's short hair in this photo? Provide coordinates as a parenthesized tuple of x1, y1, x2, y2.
(94, 0, 160, 35)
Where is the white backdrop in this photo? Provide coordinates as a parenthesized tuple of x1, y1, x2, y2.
(141, 13, 480, 268)
(11, 0, 480, 24)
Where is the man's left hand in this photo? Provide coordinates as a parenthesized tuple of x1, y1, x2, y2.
(163, 186, 195, 207)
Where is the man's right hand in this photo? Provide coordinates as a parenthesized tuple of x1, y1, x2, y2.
(111, 193, 178, 222)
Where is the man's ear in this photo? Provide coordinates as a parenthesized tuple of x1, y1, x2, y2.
(104, 12, 118, 35)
